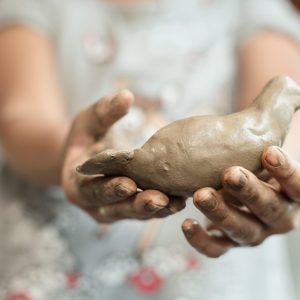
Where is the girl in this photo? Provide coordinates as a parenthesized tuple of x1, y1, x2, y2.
(1, 0, 300, 299)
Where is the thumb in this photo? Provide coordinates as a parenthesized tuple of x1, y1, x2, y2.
(83, 89, 134, 139)
(63, 90, 134, 166)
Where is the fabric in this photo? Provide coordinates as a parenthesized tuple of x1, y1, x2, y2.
(0, 0, 299, 299)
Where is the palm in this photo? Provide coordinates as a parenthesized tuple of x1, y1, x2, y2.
(61, 90, 185, 223)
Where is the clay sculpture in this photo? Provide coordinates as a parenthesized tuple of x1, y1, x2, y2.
(78, 76, 300, 197)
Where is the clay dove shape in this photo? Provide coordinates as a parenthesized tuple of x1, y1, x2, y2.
(78, 76, 300, 197)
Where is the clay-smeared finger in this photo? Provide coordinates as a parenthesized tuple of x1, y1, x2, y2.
(132, 190, 170, 214)
(182, 219, 235, 258)
(77, 176, 137, 207)
(89, 90, 134, 138)
(168, 197, 187, 213)
(193, 188, 266, 246)
(69, 90, 134, 151)
(88, 190, 175, 223)
(262, 146, 300, 202)
(222, 166, 293, 227)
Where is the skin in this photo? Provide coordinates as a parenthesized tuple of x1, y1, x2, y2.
(0, 26, 184, 224)
(78, 76, 300, 197)
(62, 89, 186, 222)
(0, 22, 299, 255)
(182, 146, 300, 257)
(182, 31, 300, 257)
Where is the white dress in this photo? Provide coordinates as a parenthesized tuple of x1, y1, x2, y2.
(0, 0, 300, 299)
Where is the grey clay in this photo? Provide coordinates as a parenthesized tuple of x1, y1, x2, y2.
(78, 76, 300, 197)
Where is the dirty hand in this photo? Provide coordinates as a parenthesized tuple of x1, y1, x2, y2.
(62, 90, 185, 223)
(182, 146, 300, 257)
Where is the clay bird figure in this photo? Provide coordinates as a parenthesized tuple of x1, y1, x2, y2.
(78, 76, 300, 197)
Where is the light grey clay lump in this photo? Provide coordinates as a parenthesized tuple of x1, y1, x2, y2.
(78, 76, 300, 197)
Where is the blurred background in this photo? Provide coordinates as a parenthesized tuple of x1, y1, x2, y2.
(0, 0, 300, 299)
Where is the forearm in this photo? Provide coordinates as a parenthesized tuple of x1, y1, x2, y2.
(238, 30, 300, 160)
(0, 26, 70, 185)
(0, 99, 70, 185)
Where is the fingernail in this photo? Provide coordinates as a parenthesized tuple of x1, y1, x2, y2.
(183, 223, 196, 239)
(144, 202, 163, 213)
(115, 185, 132, 198)
(224, 168, 247, 190)
(265, 147, 285, 167)
(195, 191, 217, 212)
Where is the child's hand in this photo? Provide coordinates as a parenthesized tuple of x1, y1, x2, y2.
(62, 90, 185, 223)
(182, 146, 300, 257)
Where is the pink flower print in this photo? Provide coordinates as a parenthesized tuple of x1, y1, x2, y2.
(66, 271, 81, 289)
(128, 266, 164, 295)
(186, 256, 201, 270)
(5, 292, 32, 300)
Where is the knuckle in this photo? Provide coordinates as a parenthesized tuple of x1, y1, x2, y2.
(237, 228, 264, 247)
(114, 183, 135, 199)
(257, 201, 283, 223)
(194, 242, 211, 256)
(193, 241, 229, 258)
(247, 235, 265, 247)
(242, 185, 259, 204)
(92, 184, 103, 203)
(281, 162, 296, 180)
(282, 217, 298, 232)
(229, 225, 256, 245)
(79, 180, 104, 206)
(212, 208, 229, 223)
(200, 200, 229, 223)
(246, 228, 266, 247)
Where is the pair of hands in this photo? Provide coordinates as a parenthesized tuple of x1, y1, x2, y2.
(62, 91, 300, 257)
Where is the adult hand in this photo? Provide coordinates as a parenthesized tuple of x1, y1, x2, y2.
(182, 146, 300, 257)
(62, 90, 185, 223)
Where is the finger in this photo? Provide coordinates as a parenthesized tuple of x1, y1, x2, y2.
(220, 189, 244, 208)
(256, 169, 272, 182)
(86, 89, 134, 139)
(168, 196, 187, 213)
(193, 188, 266, 246)
(70, 90, 134, 147)
(132, 190, 170, 214)
(182, 219, 236, 258)
(63, 90, 135, 171)
(75, 176, 137, 207)
(151, 197, 187, 218)
(223, 167, 295, 228)
(262, 146, 300, 202)
(89, 190, 175, 223)
(133, 192, 186, 216)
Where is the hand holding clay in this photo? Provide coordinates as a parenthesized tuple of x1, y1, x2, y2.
(182, 146, 300, 257)
(62, 91, 185, 223)
(78, 76, 300, 197)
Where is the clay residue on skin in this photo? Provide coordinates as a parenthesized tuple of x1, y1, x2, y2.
(78, 76, 300, 197)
